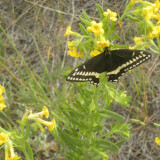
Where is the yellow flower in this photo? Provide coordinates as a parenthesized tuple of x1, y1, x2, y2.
(152, 13, 160, 24)
(5, 140, 21, 160)
(90, 50, 101, 57)
(87, 21, 104, 36)
(68, 48, 83, 58)
(0, 103, 7, 111)
(155, 137, 160, 146)
(130, 0, 142, 5)
(103, 9, 117, 21)
(42, 106, 49, 118)
(7, 155, 21, 160)
(152, 25, 160, 37)
(40, 119, 56, 132)
(39, 126, 45, 133)
(142, 6, 153, 20)
(0, 132, 9, 145)
(96, 36, 110, 48)
(152, 0, 160, 13)
(148, 32, 154, 39)
(28, 106, 49, 119)
(134, 37, 143, 43)
(0, 85, 5, 95)
(68, 41, 75, 49)
(0, 95, 4, 104)
(64, 26, 73, 37)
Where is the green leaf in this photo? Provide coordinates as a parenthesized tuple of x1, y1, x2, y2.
(130, 119, 145, 126)
(25, 141, 34, 160)
(96, 139, 120, 153)
(110, 44, 128, 50)
(112, 33, 120, 40)
(24, 120, 30, 140)
(100, 109, 124, 121)
(58, 129, 85, 152)
(79, 23, 90, 36)
(148, 46, 160, 55)
(80, 17, 91, 26)
(153, 123, 160, 127)
(115, 140, 125, 148)
(96, 3, 104, 20)
(82, 10, 91, 22)
(126, 14, 139, 21)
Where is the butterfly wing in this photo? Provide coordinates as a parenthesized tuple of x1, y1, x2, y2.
(66, 48, 151, 86)
(66, 52, 108, 86)
(106, 49, 151, 82)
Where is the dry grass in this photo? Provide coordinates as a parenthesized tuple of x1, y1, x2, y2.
(0, 0, 160, 159)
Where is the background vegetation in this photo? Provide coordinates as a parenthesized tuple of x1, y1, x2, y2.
(0, 0, 160, 159)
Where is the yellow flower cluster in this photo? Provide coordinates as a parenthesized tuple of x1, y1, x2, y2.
(0, 85, 6, 111)
(27, 106, 56, 132)
(103, 9, 117, 21)
(96, 36, 110, 48)
(67, 41, 84, 58)
(64, 8, 118, 58)
(141, 0, 160, 38)
(87, 21, 104, 36)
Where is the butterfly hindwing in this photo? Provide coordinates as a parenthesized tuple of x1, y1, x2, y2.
(106, 49, 151, 82)
(66, 48, 151, 86)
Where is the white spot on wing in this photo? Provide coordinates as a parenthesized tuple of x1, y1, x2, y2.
(83, 65, 86, 69)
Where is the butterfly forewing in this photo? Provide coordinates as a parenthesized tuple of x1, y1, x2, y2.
(66, 48, 151, 86)
(66, 53, 108, 86)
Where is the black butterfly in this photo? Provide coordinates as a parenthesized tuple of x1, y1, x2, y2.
(66, 47, 151, 86)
